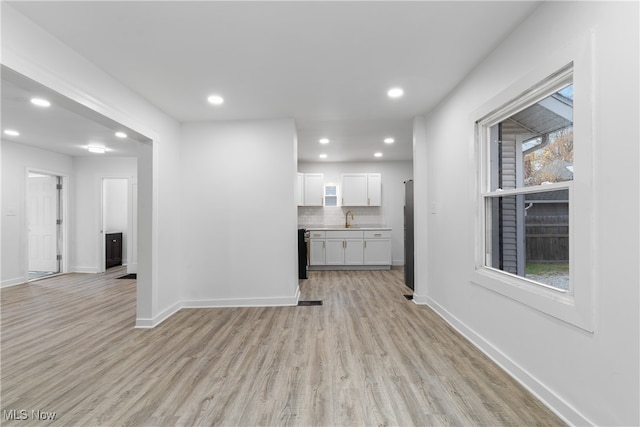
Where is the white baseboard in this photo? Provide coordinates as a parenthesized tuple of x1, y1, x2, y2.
(136, 286, 301, 329)
(71, 266, 100, 274)
(425, 296, 593, 427)
(135, 300, 182, 328)
(127, 263, 137, 274)
(1, 277, 27, 288)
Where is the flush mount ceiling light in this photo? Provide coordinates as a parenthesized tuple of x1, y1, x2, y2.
(207, 94, 224, 105)
(319, 154, 328, 159)
(387, 88, 404, 98)
(374, 152, 383, 158)
(87, 144, 106, 154)
(384, 138, 395, 144)
(4, 129, 20, 136)
(30, 97, 51, 107)
(115, 131, 127, 138)
(319, 138, 330, 144)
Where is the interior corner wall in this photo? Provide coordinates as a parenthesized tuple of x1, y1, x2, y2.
(0, 140, 74, 287)
(415, 2, 639, 426)
(180, 118, 299, 306)
(2, 4, 184, 324)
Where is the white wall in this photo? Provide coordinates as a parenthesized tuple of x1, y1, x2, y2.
(104, 179, 128, 234)
(179, 118, 299, 306)
(298, 160, 412, 265)
(2, 4, 183, 325)
(416, 2, 639, 426)
(1, 140, 73, 287)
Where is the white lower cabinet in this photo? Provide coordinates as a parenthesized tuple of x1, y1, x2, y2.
(309, 239, 326, 265)
(325, 230, 364, 265)
(364, 230, 391, 265)
(325, 239, 345, 265)
(308, 229, 390, 268)
(308, 230, 326, 265)
(364, 230, 392, 265)
(326, 238, 364, 265)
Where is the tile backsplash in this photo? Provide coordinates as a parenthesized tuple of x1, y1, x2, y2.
(298, 206, 385, 228)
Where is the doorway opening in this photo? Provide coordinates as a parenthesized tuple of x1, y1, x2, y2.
(101, 178, 130, 272)
(27, 171, 63, 281)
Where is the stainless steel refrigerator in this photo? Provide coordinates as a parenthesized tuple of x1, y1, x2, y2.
(404, 180, 414, 290)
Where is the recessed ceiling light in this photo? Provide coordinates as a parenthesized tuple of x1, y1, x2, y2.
(384, 138, 395, 144)
(319, 138, 330, 144)
(387, 88, 404, 98)
(319, 154, 328, 159)
(115, 131, 127, 138)
(87, 144, 106, 154)
(207, 94, 224, 105)
(30, 97, 51, 107)
(374, 152, 383, 158)
(4, 129, 20, 136)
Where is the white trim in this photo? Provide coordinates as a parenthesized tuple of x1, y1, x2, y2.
(135, 301, 182, 329)
(135, 286, 301, 329)
(426, 296, 594, 427)
(1, 277, 28, 288)
(482, 181, 571, 198)
(71, 266, 100, 274)
(471, 32, 595, 332)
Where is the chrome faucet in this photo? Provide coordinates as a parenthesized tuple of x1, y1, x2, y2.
(345, 210, 354, 228)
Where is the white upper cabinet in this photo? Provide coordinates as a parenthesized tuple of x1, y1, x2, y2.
(303, 173, 324, 206)
(341, 173, 381, 206)
(367, 173, 382, 206)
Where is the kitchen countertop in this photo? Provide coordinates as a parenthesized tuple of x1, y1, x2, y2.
(304, 226, 391, 231)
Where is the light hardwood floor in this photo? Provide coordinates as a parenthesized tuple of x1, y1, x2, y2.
(1, 267, 564, 426)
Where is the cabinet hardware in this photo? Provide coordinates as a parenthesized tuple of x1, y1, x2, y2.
(364, 241, 367, 248)
(374, 233, 382, 237)
(368, 198, 370, 205)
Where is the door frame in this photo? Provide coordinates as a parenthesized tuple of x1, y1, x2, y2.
(25, 167, 69, 281)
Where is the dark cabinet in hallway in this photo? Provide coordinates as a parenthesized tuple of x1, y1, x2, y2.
(105, 232, 123, 269)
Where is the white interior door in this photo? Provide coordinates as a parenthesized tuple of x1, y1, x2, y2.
(28, 174, 59, 272)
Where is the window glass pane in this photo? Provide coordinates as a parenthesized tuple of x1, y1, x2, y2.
(324, 196, 337, 207)
(485, 189, 569, 290)
(325, 185, 337, 196)
(490, 84, 573, 191)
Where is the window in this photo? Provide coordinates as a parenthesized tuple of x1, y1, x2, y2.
(324, 184, 338, 207)
(482, 76, 573, 291)
(473, 38, 594, 332)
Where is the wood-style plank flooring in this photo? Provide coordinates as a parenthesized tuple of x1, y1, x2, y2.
(1, 267, 565, 426)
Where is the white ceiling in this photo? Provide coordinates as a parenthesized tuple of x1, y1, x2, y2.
(2, 1, 540, 162)
(1, 67, 148, 157)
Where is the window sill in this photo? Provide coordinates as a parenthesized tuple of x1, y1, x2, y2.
(471, 266, 593, 332)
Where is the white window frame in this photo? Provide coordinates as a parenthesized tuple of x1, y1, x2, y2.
(471, 35, 595, 332)
(323, 184, 339, 207)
